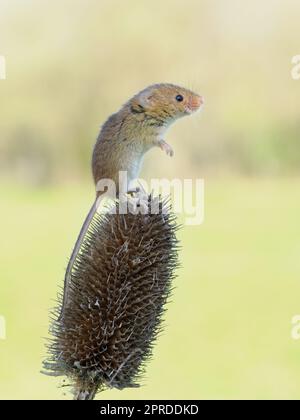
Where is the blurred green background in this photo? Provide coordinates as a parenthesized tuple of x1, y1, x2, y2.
(0, 0, 300, 400)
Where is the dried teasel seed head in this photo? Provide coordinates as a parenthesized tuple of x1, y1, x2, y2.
(43, 194, 179, 399)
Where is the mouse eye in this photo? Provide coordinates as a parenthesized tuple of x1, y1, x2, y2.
(175, 94, 184, 102)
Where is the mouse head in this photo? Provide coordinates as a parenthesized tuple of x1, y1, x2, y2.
(130, 83, 204, 124)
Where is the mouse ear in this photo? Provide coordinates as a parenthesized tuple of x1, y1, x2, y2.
(130, 91, 152, 113)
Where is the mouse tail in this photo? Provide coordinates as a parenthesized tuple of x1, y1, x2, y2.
(60, 199, 98, 317)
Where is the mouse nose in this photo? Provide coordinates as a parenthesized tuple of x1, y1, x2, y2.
(189, 95, 204, 111)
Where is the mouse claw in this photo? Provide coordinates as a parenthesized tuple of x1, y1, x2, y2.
(158, 140, 174, 157)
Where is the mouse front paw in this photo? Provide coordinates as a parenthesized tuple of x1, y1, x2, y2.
(158, 139, 174, 157)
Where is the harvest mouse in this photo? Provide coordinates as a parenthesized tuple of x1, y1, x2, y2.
(62, 83, 204, 312)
